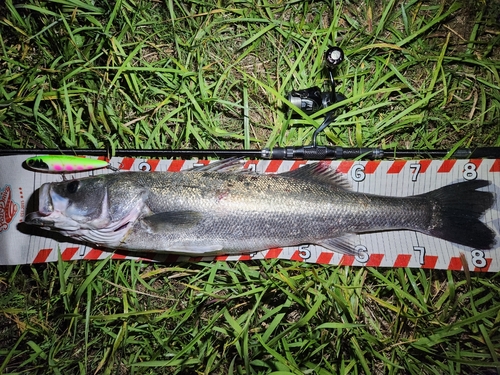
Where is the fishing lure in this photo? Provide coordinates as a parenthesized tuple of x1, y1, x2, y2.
(25, 155, 115, 173)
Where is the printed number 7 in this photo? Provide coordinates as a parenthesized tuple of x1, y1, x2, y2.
(413, 246, 426, 265)
(410, 163, 421, 182)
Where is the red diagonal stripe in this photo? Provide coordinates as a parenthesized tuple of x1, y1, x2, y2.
(265, 160, 283, 173)
(490, 159, 500, 172)
(265, 248, 283, 259)
(421, 255, 438, 269)
(447, 257, 463, 270)
(387, 160, 406, 174)
(336, 161, 354, 174)
(146, 159, 160, 172)
(167, 160, 185, 172)
(290, 250, 304, 261)
(366, 253, 384, 267)
(316, 252, 334, 264)
(393, 254, 412, 267)
(119, 158, 135, 171)
(291, 161, 307, 170)
(468, 159, 483, 169)
(84, 248, 104, 260)
(364, 161, 380, 174)
(33, 249, 52, 263)
(61, 247, 79, 261)
(437, 160, 456, 173)
(339, 254, 354, 266)
(418, 160, 432, 173)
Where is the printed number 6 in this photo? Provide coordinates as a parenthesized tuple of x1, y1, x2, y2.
(471, 250, 487, 268)
(463, 162, 477, 181)
(351, 164, 366, 182)
(355, 245, 369, 263)
(138, 161, 151, 171)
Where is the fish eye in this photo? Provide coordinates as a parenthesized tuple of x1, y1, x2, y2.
(66, 180, 80, 194)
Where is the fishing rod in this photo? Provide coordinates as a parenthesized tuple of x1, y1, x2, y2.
(2, 47, 499, 160)
(2, 146, 500, 159)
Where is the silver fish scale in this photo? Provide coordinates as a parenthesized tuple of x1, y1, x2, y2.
(114, 171, 431, 254)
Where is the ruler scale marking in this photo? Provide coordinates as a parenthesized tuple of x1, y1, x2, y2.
(1, 155, 499, 271)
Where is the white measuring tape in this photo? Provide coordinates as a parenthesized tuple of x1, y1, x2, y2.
(1, 155, 499, 271)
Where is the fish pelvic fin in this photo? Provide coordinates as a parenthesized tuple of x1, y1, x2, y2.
(422, 180, 496, 250)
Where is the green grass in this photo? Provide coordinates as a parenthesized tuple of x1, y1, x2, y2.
(1, 0, 500, 373)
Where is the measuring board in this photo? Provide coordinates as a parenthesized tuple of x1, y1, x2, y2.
(1, 155, 499, 271)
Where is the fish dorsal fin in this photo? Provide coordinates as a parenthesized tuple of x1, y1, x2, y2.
(187, 158, 250, 174)
(141, 211, 204, 233)
(280, 163, 351, 190)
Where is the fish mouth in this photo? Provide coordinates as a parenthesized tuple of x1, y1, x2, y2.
(25, 184, 56, 227)
(30, 183, 59, 217)
(25, 211, 55, 227)
(24, 209, 82, 231)
(24, 183, 81, 230)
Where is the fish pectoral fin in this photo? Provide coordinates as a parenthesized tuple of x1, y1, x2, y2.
(141, 211, 204, 232)
(317, 236, 359, 255)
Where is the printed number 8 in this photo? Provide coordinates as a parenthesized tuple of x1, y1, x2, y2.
(471, 250, 487, 268)
(463, 163, 478, 181)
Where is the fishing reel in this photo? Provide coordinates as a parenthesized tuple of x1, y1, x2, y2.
(272, 46, 346, 159)
(288, 46, 346, 116)
(287, 47, 346, 147)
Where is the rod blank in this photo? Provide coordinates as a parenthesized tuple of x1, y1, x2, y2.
(0, 147, 499, 159)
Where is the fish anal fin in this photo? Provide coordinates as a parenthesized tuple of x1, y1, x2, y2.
(317, 235, 359, 256)
(141, 211, 203, 232)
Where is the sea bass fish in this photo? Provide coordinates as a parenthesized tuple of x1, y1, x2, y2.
(25, 161, 496, 255)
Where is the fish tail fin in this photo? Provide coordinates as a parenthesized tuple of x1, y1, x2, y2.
(421, 180, 496, 249)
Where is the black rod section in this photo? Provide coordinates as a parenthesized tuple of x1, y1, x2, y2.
(0, 147, 499, 159)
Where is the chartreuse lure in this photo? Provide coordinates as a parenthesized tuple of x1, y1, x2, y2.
(25, 155, 114, 173)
